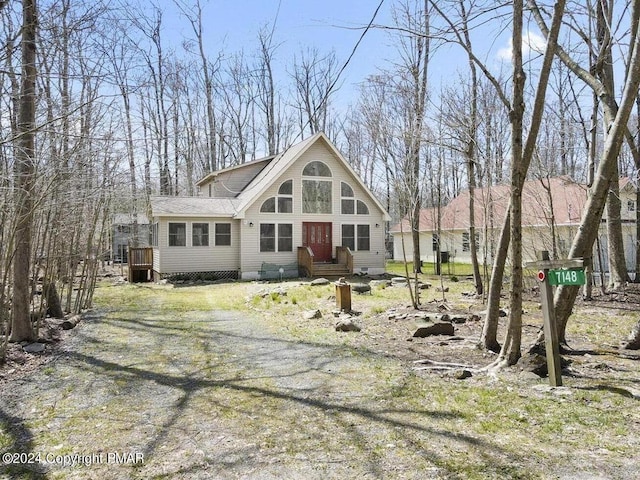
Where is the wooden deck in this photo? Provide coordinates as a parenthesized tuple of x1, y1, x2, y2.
(297, 246, 353, 278)
(128, 247, 153, 282)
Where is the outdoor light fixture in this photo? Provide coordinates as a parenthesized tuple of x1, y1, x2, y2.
(375, 223, 380, 228)
(249, 222, 254, 227)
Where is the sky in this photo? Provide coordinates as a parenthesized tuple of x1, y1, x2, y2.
(157, 0, 397, 105)
(151, 0, 550, 111)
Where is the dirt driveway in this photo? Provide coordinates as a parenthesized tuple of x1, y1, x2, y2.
(1, 281, 639, 479)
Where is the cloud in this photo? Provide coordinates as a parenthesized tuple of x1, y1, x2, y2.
(497, 29, 547, 61)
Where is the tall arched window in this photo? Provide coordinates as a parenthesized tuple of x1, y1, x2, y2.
(341, 182, 354, 214)
(302, 161, 332, 213)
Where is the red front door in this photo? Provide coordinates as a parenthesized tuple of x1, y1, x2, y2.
(303, 222, 332, 262)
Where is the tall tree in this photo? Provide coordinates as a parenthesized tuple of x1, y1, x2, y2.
(531, 0, 640, 344)
(11, 0, 37, 342)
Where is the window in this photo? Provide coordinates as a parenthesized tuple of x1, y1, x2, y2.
(357, 200, 369, 215)
(303, 161, 332, 214)
(342, 224, 355, 250)
(215, 223, 231, 246)
(260, 224, 275, 252)
(628, 200, 636, 212)
(461, 231, 480, 252)
(302, 180, 332, 213)
(260, 223, 293, 252)
(192, 223, 209, 247)
(357, 225, 370, 251)
(303, 161, 332, 177)
(341, 224, 370, 251)
(277, 180, 293, 213)
(168, 222, 186, 247)
(260, 197, 276, 213)
(341, 182, 354, 214)
(151, 223, 159, 247)
(278, 224, 293, 251)
(260, 180, 293, 213)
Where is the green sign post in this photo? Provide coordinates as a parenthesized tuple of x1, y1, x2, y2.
(548, 268, 586, 286)
(526, 253, 586, 387)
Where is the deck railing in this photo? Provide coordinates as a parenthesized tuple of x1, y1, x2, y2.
(128, 247, 153, 282)
(336, 246, 353, 273)
(297, 246, 315, 277)
(128, 247, 153, 268)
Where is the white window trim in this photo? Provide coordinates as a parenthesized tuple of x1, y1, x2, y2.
(259, 222, 294, 253)
(341, 223, 371, 252)
(213, 222, 232, 247)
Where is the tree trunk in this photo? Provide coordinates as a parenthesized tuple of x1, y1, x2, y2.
(10, 0, 37, 342)
(479, 209, 510, 353)
(553, 22, 640, 342)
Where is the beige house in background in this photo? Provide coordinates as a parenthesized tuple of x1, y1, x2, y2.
(390, 176, 638, 273)
(150, 133, 390, 280)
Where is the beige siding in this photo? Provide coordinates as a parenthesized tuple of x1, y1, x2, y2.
(155, 217, 240, 274)
(240, 141, 386, 276)
(200, 161, 268, 198)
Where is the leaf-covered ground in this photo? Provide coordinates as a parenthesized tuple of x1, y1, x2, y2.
(0, 277, 639, 479)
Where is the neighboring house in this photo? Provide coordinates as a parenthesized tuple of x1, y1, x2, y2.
(112, 213, 151, 263)
(150, 132, 391, 280)
(390, 176, 638, 272)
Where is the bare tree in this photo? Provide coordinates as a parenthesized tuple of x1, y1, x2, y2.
(10, 0, 38, 342)
(530, 0, 640, 345)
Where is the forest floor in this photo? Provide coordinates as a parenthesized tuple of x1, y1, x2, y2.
(0, 273, 639, 479)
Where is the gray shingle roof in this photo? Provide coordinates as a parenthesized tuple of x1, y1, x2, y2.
(150, 196, 240, 217)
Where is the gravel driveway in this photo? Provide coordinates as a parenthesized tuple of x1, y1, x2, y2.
(0, 288, 451, 479)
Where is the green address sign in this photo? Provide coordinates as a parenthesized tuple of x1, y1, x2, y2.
(548, 268, 586, 286)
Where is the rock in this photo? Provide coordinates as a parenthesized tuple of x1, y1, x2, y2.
(335, 319, 361, 332)
(311, 278, 330, 286)
(436, 286, 449, 293)
(303, 309, 322, 320)
(517, 353, 548, 377)
(23, 342, 46, 354)
(370, 280, 391, 288)
(391, 277, 408, 285)
(412, 322, 455, 338)
(350, 283, 371, 294)
(451, 369, 472, 380)
(417, 282, 431, 290)
(450, 316, 467, 324)
(467, 314, 481, 322)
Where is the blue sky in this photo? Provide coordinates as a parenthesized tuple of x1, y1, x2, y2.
(157, 0, 395, 103)
(151, 1, 543, 110)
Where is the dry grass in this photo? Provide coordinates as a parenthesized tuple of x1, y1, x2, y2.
(0, 276, 639, 479)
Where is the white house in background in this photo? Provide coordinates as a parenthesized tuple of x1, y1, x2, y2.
(150, 132, 391, 280)
(390, 176, 638, 273)
(112, 213, 150, 263)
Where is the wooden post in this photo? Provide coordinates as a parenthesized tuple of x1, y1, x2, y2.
(537, 250, 563, 387)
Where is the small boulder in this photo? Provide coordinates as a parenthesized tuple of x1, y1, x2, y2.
(451, 369, 473, 380)
(23, 342, 46, 354)
(303, 309, 322, 320)
(335, 319, 361, 332)
(412, 322, 455, 338)
(350, 283, 371, 294)
(311, 278, 330, 286)
(391, 277, 408, 285)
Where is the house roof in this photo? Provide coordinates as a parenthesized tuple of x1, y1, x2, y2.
(154, 132, 390, 221)
(150, 196, 240, 217)
(195, 156, 275, 188)
(390, 176, 592, 233)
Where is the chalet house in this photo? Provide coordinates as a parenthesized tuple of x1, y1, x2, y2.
(150, 133, 390, 280)
(390, 176, 638, 273)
